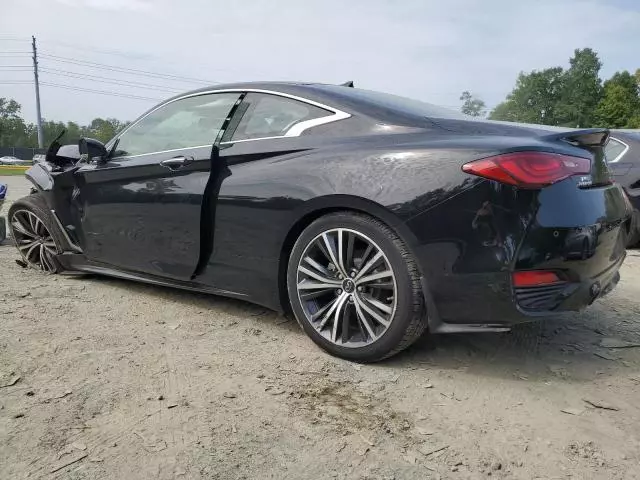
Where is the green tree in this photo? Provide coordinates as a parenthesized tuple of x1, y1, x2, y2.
(594, 71, 640, 128)
(87, 118, 127, 143)
(0, 98, 31, 147)
(489, 67, 565, 124)
(0, 97, 130, 151)
(0, 98, 21, 120)
(556, 48, 603, 127)
(459, 91, 486, 117)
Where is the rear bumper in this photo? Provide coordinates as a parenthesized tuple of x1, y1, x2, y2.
(408, 179, 630, 329)
(513, 252, 623, 317)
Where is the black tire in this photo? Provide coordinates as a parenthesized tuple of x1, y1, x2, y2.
(287, 212, 427, 362)
(627, 209, 640, 248)
(7, 194, 65, 273)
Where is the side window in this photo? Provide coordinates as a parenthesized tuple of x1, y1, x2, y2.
(605, 138, 627, 163)
(114, 93, 241, 157)
(230, 93, 331, 141)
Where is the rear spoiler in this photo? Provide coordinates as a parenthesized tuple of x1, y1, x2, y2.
(544, 128, 610, 147)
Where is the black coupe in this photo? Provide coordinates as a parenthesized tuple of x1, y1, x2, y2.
(606, 130, 640, 246)
(8, 82, 632, 361)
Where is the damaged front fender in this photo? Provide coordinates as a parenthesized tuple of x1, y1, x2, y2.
(25, 162, 55, 192)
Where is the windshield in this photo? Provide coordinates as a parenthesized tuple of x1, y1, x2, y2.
(313, 85, 471, 120)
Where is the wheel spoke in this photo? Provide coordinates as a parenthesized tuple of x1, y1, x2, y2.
(298, 280, 340, 290)
(337, 229, 352, 276)
(331, 294, 350, 343)
(319, 293, 348, 329)
(360, 243, 374, 266)
(360, 293, 393, 314)
(315, 236, 333, 266)
(11, 219, 35, 238)
(18, 239, 39, 251)
(28, 212, 39, 234)
(355, 293, 390, 327)
(345, 231, 355, 271)
(25, 242, 40, 262)
(42, 246, 56, 272)
(357, 270, 393, 286)
(354, 251, 383, 281)
(300, 288, 334, 301)
(303, 256, 331, 277)
(35, 216, 45, 236)
(341, 303, 352, 344)
(366, 281, 394, 290)
(310, 295, 340, 322)
(39, 244, 47, 269)
(298, 265, 340, 285)
(353, 297, 377, 341)
(322, 233, 346, 277)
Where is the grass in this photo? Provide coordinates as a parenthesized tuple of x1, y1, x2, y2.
(0, 166, 29, 176)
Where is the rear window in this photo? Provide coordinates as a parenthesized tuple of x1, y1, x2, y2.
(624, 132, 640, 141)
(313, 85, 470, 120)
(606, 138, 628, 163)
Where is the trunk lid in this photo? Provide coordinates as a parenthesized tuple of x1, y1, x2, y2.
(541, 128, 612, 188)
(433, 118, 615, 188)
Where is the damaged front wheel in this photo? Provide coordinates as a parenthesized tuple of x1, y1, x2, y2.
(8, 195, 64, 273)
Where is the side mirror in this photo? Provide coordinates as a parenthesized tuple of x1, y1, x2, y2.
(79, 137, 108, 164)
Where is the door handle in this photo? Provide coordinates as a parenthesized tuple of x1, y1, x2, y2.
(160, 156, 193, 170)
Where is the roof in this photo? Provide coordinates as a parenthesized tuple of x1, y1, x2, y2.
(178, 81, 329, 97)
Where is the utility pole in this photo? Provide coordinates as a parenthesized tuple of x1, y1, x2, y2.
(31, 35, 44, 148)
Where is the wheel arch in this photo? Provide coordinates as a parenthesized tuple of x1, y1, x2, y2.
(277, 194, 423, 315)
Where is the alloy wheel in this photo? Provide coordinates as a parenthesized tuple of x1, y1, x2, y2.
(10, 209, 59, 272)
(295, 228, 397, 347)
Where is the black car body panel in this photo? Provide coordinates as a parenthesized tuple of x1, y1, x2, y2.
(23, 82, 631, 330)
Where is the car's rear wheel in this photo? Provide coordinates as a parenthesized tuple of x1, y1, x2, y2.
(8, 195, 64, 273)
(287, 212, 427, 362)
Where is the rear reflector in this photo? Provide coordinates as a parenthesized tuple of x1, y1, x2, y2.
(513, 271, 562, 287)
(462, 152, 591, 188)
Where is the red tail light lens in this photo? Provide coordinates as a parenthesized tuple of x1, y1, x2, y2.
(513, 271, 562, 287)
(462, 152, 591, 188)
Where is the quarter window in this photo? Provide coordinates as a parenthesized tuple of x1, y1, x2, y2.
(230, 93, 331, 141)
(605, 138, 627, 163)
(114, 93, 241, 157)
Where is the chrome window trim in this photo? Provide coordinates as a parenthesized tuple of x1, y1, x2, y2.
(108, 88, 351, 157)
(109, 144, 213, 161)
(607, 137, 630, 164)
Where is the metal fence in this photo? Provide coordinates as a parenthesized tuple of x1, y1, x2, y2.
(0, 147, 46, 160)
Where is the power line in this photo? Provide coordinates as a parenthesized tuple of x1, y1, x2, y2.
(39, 67, 182, 93)
(39, 53, 215, 84)
(0, 81, 32, 84)
(40, 81, 163, 101)
(38, 40, 151, 60)
(0, 65, 32, 68)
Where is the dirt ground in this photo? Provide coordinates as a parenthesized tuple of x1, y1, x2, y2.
(1, 175, 639, 480)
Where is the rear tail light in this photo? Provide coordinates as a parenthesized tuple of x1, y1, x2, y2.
(513, 270, 563, 287)
(462, 152, 591, 188)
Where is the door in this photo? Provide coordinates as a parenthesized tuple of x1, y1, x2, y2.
(72, 92, 242, 280)
(192, 92, 345, 290)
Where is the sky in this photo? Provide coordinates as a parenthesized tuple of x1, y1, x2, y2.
(1, 0, 639, 125)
